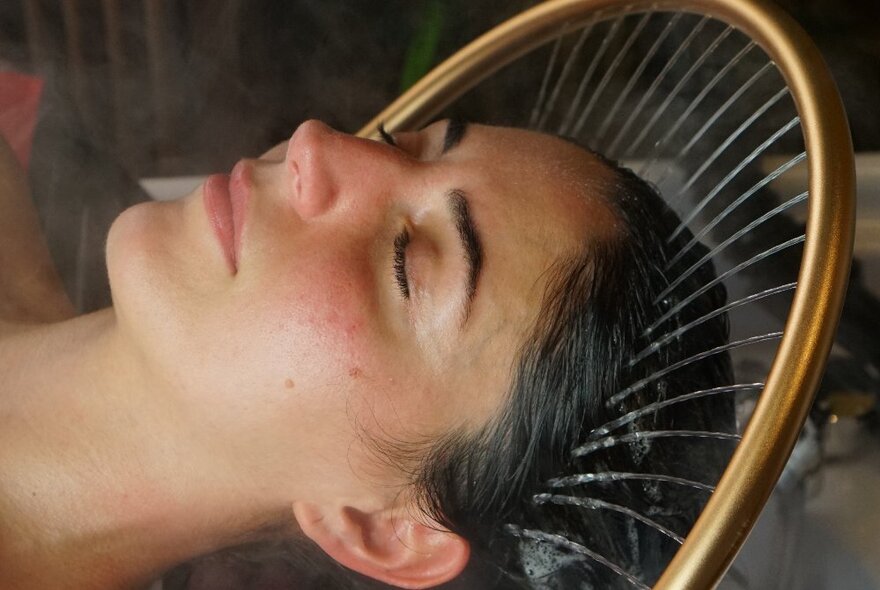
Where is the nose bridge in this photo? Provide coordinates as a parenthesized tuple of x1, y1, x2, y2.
(285, 120, 405, 220)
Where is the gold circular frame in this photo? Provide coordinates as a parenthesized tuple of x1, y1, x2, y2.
(359, 1, 855, 587)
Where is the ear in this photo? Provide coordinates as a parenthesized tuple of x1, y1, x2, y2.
(292, 501, 470, 589)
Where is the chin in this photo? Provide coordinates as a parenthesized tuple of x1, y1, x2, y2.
(106, 198, 204, 359)
(107, 201, 161, 291)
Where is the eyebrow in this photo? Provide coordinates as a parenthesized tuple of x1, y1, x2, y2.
(442, 118, 468, 154)
(448, 189, 483, 325)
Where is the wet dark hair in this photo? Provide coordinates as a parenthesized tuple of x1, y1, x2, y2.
(166, 146, 734, 590)
(413, 152, 735, 589)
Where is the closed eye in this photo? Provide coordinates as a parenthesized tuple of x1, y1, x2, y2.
(393, 228, 410, 299)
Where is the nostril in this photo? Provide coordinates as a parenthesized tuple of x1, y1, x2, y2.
(289, 160, 301, 203)
(286, 146, 333, 219)
(287, 159, 313, 217)
(291, 162, 302, 206)
(284, 119, 345, 219)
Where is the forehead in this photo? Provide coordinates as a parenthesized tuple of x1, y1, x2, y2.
(431, 123, 621, 422)
(457, 124, 619, 248)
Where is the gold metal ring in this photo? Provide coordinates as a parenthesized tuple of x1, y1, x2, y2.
(360, 1, 855, 587)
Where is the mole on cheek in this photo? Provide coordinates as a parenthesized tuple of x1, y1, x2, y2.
(284, 378, 295, 389)
(348, 367, 363, 379)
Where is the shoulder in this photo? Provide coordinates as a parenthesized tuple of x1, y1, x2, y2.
(0, 138, 74, 324)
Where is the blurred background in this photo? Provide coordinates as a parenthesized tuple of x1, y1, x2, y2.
(0, 1, 877, 588)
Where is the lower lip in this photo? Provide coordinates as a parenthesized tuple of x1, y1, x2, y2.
(203, 173, 237, 274)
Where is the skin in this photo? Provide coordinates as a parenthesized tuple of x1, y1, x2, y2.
(0, 121, 617, 589)
(0, 137, 73, 322)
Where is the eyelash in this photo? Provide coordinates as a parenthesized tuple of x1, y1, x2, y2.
(380, 124, 409, 299)
(378, 123, 397, 147)
(393, 228, 411, 300)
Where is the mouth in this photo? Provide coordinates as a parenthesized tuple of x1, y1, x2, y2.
(203, 160, 251, 274)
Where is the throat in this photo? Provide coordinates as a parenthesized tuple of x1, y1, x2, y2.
(0, 311, 291, 588)
(0, 311, 169, 587)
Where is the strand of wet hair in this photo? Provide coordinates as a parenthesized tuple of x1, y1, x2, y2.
(608, 332, 782, 408)
(572, 430, 740, 459)
(533, 494, 685, 544)
(546, 471, 715, 493)
(504, 525, 650, 589)
(588, 383, 762, 439)
(645, 235, 804, 335)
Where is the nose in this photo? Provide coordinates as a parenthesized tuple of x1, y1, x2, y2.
(284, 119, 405, 220)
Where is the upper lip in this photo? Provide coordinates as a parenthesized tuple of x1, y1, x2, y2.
(229, 160, 252, 267)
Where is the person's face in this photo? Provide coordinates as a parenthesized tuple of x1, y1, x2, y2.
(106, 120, 617, 504)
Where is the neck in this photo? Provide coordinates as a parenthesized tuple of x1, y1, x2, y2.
(0, 312, 294, 589)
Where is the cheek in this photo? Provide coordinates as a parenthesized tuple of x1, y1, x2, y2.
(254, 247, 381, 384)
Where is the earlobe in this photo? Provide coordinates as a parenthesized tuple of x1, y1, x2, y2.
(292, 501, 470, 589)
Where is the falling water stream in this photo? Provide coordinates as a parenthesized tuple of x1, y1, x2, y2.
(508, 10, 808, 587)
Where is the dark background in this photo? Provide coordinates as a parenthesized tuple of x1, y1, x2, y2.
(1, 0, 878, 175)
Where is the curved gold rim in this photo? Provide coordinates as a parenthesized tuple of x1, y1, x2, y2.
(359, 1, 855, 588)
